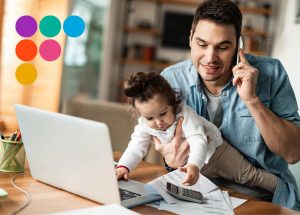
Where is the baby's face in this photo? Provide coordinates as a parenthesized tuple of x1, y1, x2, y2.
(135, 94, 175, 131)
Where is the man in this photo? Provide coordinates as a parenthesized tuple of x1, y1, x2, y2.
(154, 0, 300, 210)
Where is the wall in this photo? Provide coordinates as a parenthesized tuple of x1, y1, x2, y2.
(272, 0, 300, 190)
(0, 0, 68, 131)
(272, 0, 300, 104)
(126, 2, 194, 63)
(98, 0, 125, 101)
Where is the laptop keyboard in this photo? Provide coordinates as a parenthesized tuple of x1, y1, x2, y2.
(119, 188, 141, 201)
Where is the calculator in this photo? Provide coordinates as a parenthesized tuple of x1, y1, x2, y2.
(166, 182, 205, 204)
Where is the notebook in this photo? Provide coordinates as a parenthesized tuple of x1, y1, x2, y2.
(15, 104, 161, 208)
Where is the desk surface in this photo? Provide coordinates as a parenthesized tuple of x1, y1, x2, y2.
(0, 155, 297, 215)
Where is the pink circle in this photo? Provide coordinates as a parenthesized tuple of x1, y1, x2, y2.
(39, 39, 61, 61)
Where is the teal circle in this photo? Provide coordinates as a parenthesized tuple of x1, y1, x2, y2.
(39, 15, 61, 37)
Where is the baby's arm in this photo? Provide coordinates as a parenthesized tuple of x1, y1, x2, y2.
(181, 104, 208, 173)
(117, 122, 151, 177)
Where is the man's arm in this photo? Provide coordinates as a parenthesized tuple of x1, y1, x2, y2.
(233, 50, 300, 164)
(245, 97, 300, 164)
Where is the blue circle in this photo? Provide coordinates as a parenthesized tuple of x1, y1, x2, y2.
(63, 15, 85, 37)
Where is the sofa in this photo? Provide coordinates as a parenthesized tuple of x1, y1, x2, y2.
(63, 97, 164, 166)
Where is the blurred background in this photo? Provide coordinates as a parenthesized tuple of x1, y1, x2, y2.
(0, 0, 300, 186)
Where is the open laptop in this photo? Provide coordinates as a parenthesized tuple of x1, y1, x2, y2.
(15, 104, 162, 208)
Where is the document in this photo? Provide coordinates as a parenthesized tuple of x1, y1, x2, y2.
(148, 169, 218, 204)
(146, 169, 247, 214)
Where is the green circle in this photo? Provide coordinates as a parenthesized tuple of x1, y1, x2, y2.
(39, 15, 61, 37)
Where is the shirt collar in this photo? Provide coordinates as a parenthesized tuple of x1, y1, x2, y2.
(187, 60, 199, 87)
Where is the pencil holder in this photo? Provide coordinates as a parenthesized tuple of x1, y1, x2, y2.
(0, 137, 25, 173)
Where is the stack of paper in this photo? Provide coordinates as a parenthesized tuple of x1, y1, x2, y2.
(146, 170, 247, 215)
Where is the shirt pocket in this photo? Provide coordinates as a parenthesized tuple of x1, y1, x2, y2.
(237, 100, 270, 117)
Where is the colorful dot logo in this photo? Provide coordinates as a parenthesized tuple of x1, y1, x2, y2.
(15, 15, 85, 85)
(63, 15, 85, 37)
(39, 15, 61, 38)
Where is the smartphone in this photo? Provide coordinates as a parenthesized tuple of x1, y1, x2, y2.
(166, 182, 205, 204)
(236, 36, 244, 65)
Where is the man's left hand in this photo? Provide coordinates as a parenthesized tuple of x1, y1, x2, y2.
(232, 49, 259, 103)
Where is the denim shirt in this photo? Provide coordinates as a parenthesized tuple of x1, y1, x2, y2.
(161, 54, 300, 210)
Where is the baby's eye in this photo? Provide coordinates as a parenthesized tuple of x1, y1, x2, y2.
(146, 117, 153, 121)
(160, 112, 167, 116)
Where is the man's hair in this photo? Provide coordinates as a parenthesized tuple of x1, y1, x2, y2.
(124, 72, 183, 114)
(191, 0, 242, 41)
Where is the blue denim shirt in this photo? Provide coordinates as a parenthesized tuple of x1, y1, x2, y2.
(161, 54, 300, 210)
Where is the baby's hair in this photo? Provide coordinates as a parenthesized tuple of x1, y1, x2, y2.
(124, 72, 183, 113)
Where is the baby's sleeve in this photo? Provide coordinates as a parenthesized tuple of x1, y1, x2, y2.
(181, 104, 208, 170)
(117, 123, 151, 171)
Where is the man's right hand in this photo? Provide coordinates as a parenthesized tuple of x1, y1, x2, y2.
(152, 117, 190, 169)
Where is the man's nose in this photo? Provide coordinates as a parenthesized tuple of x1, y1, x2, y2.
(206, 47, 217, 63)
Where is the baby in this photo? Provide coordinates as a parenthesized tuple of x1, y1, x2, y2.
(116, 72, 277, 192)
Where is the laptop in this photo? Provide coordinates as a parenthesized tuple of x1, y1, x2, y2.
(15, 104, 162, 208)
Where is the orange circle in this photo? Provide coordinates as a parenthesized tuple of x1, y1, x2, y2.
(15, 39, 37, 61)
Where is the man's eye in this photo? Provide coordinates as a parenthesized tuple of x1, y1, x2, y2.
(160, 112, 167, 116)
(218, 46, 229, 50)
(198, 43, 207, 47)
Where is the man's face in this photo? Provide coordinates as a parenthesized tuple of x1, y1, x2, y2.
(189, 20, 237, 85)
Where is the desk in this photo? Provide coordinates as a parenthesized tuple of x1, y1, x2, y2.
(0, 155, 297, 215)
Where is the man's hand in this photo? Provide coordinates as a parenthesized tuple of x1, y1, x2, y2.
(179, 163, 199, 186)
(232, 49, 259, 103)
(116, 167, 129, 180)
(152, 117, 190, 169)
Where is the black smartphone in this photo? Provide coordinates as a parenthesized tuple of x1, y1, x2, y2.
(166, 182, 205, 204)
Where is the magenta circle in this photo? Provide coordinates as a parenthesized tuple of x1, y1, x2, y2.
(39, 39, 61, 61)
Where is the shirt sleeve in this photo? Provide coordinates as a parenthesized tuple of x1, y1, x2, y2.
(270, 60, 300, 127)
(181, 104, 208, 170)
(117, 122, 151, 171)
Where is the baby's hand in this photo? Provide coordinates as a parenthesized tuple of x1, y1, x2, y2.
(116, 166, 129, 180)
(179, 163, 199, 186)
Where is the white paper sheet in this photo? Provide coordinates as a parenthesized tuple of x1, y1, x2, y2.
(147, 169, 234, 214)
(147, 169, 218, 204)
(230, 196, 247, 209)
(47, 204, 140, 215)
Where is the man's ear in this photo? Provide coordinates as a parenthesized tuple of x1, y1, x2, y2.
(189, 29, 193, 48)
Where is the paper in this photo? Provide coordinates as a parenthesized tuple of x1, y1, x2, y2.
(146, 169, 248, 214)
(158, 200, 232, 215)
(230, 196, 247, 209)
(147, 169, 218, 204)
(47, 204, 140, 215)
(147, 169, 235, 214)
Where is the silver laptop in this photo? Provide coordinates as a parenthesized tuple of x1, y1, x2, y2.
(15, 104, 161, 208)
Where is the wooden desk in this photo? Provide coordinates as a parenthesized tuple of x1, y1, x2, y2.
(0, 157, 297, 215)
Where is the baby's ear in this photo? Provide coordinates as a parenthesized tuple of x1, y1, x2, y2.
(130, 108, 140, 120)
